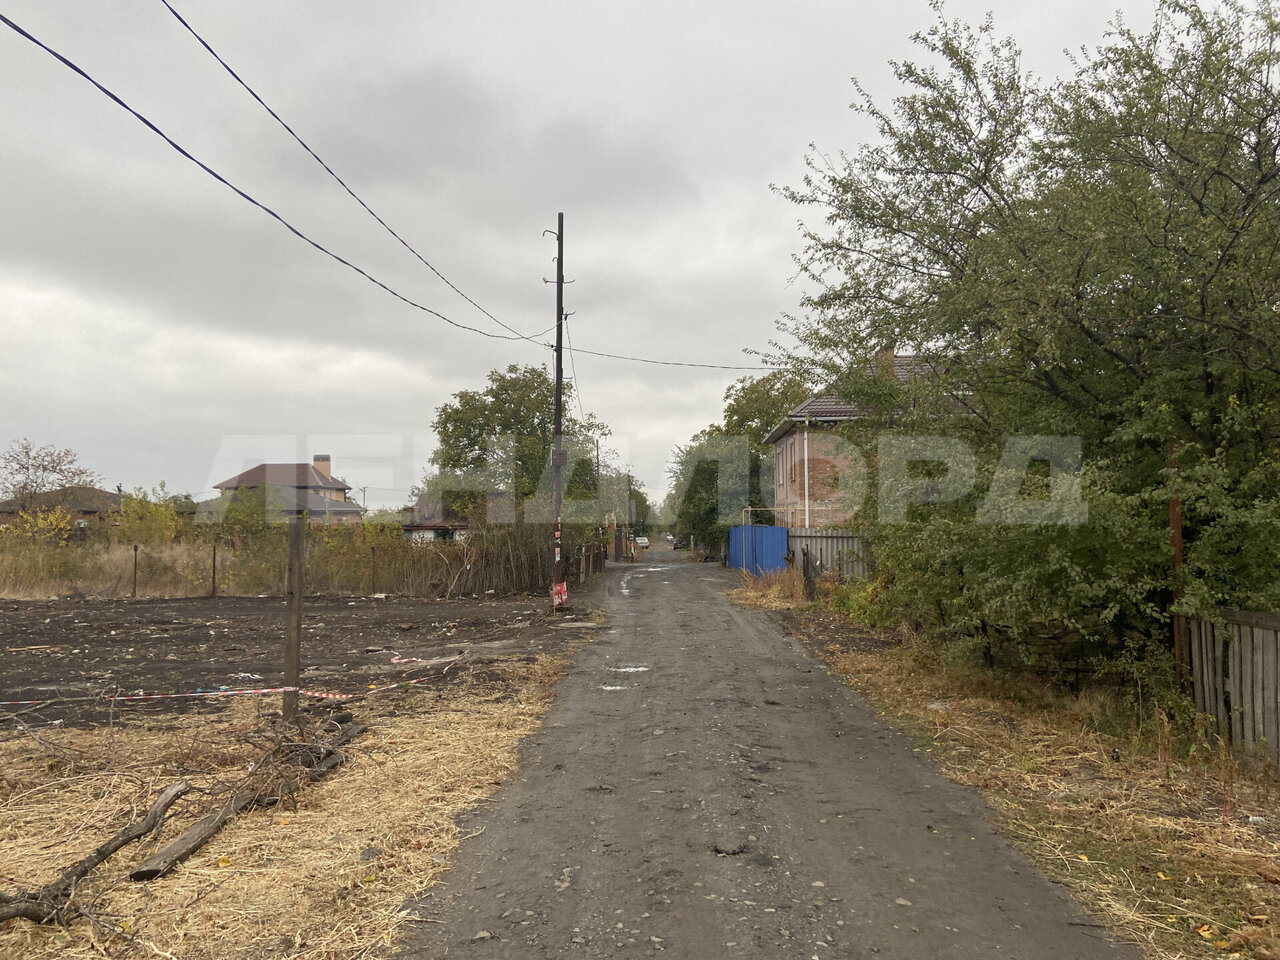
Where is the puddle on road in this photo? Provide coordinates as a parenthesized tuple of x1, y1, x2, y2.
(608, 666, 650, 673)
(599, 685, 628, 691)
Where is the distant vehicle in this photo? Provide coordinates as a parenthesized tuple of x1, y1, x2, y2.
(664, 533, 674, 541)
(636, 537, 650, 548)
(672, 538, 688, 549)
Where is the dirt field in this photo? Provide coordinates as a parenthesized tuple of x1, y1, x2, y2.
(1, 593, 580, 727)
(0, 589, 603, 959)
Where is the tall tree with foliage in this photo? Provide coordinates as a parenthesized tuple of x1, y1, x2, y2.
(774, 0, 1280, 678)
(426, 364, 609, 517)
(666, 371, 811, 547)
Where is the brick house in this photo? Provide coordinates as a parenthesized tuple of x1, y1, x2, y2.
(766, 354, 929, 529)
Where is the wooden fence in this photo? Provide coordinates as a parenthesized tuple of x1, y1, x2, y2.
(1188, 608, 1280, 764)
(786, 528, 871, 581)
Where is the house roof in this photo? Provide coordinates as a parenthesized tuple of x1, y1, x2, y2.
(0, 486, 121, 516)
(214, 463, 351, 492)
(764, 353, 934, 445)
(195, 485, 363, 521)
(401, 496, 469, 530)
(786, 395, 864, 420)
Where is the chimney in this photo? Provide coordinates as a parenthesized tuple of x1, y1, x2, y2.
(876, 345, 897, 378)
(313, 454, 332, 479)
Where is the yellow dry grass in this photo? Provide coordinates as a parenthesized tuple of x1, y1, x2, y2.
(0, 656, 564, 959)
(724, 567, 809, 610)
(817, 638, 1280, 960)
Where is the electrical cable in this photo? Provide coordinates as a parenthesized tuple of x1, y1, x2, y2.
(0, 11, 539, 343)
(2, 11, 779, 372)
(157, 0, 547, 346)
(563, 315, 588, 424)
(556, 345, 774, 370)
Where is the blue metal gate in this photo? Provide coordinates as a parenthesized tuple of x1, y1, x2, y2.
(727, 524, 788, 577)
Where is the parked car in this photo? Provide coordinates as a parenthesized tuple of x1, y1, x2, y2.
(636, 537, 649, 548)
(672, 538, 688, 549)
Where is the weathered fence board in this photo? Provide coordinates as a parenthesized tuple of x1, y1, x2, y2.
(785, 528, 871, 581)
(1187, 609, 1280, 765)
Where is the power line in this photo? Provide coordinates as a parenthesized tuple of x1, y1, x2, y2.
(559, 345, 775, 370)
(563, 314, 588, 424)
(0, 10, 538, 344)
(2, 11, 780, 374)
(157, 0, 545, 347)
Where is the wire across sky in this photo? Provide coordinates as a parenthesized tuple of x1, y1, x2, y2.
(1, 9, 777, 373)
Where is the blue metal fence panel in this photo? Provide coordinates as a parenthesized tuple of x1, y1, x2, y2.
(728, 524, 788, 577)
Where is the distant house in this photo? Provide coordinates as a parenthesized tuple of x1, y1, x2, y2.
(398, 490, 516, 542)
(198, 454, 362, 525)
(0, 485, 121, 538)
(400, 497, 469, 542)
(766, 353, 930, 529)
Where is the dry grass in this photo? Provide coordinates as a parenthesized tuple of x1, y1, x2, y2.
(816, 637, 1280, 960)
(0, 656, 564, 959)
(724, 567, 810, 609)
(0, 542, 210, 600)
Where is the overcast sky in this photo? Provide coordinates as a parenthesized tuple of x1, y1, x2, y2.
(1, 0, 1158, 509)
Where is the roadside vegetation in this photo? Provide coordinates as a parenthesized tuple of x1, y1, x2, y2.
(1, 362, 649, 600)
(764, 0, 1280, 669)
(0, 486, 571, 600)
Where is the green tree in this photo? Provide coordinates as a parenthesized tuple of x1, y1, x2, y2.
(427, 364, 609, 517)
(118, 483, 187, 545)
(772, 0, 1280, 673)
(719, 371, 812, 450)
(666, 372, 810, 543)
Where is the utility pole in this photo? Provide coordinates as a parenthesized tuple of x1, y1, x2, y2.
(551, 212, 567, 611)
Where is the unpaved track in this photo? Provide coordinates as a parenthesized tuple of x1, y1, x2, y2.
(399, 559, 1138, 959)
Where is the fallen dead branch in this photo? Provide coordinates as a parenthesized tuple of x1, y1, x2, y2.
(0, 654, 567, 960)
(0, 781, 190, 924)
(129, 721, 367, 883)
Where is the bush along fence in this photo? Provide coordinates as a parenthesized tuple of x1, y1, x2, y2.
(0, 522, 608, 600)
(1187, 609, 1280, 765)
(785, 528, 871, 581)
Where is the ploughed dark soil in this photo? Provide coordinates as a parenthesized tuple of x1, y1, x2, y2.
(0, 594, 586, 727)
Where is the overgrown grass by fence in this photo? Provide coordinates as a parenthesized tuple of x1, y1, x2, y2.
(1189, 609, 1280, 766)
(0, 523, 578, 600)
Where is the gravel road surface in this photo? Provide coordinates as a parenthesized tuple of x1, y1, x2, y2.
(399, 557, 1139, 959)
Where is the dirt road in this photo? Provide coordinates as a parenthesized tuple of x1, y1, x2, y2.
(399, 557, 1139, 959)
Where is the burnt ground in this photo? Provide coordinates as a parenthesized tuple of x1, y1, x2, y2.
(0, 593, 595, 727)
